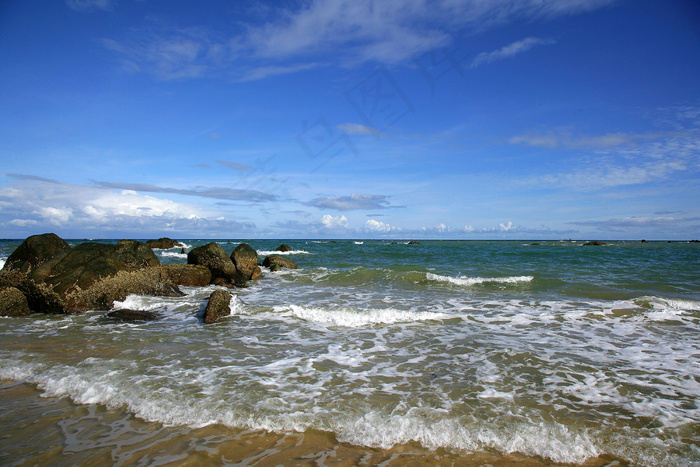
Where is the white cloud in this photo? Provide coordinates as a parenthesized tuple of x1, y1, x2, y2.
(471, 37, 554, 68)
(365, 219, 400, 233)
(36, 207, 74, 226)
(337, 123, 382, 136)
(309, 193, 394, 211)
(513, 109, 700, 191)
(499, 221, 515, 232)
(100, 0, 616, 80)
(320, 214, 349, 229)
(239, 63, 318, 82)
(0, 181, 255, 236)
(247, 0, 612, 65)
(91, 180, 278, 203)
(568, 216, 700, 233)
(8, 219, 39, 227)
(102, 26, 240, 80)
(66, 0, 112, 12)
(421, 223, 451, 234)
(508, 129, 657, 149)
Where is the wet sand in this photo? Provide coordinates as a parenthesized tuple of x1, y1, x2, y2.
(0, 381, 627, 466)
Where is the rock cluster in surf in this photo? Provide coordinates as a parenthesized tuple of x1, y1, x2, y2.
(0, 234, 298, 321)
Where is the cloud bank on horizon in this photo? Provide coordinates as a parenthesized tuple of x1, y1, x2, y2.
(0, 0, 699, 239)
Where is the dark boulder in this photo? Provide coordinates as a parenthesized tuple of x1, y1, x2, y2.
(408, 241, 421, 244)
(203, 289, 232, 324)
(0, 287, 31, 316)
(145, 237, 183, 249)
(231, 243, 259, 281)
(34, 240, 161, 297)
(262, 255, 298, 272)
(0, 269, 68, 314)
(159, 264, 212, 287)
(276, 244, 293, 252)
(3, 233, 71, 273)
(104, 309, 159, 322)
(583, 241, 606, 246)
(66, 268, 183, 311)
(187, 243, 237, 286)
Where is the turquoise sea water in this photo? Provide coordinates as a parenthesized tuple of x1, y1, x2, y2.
(1, 239, 699, 465)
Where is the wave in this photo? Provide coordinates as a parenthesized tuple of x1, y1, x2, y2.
(0, 354, 605, 465)
(632, 296, 700, 322)
(257, 249, 311, 256)
(277, 304, 450, 327)
(158, 251, 187, 259)
(112, 289, 246, 320)
(426, 273, 534, 286)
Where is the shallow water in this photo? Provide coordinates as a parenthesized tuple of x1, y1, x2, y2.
(1, 239, 699, 465)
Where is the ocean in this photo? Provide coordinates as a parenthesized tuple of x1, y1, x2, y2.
(0, 239, 699, 466)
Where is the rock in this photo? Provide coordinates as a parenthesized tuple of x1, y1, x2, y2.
(0, 269, 68, 314)
(33, 240, 161, 297)
(639, 239, 648, 243)
(104, 309, 159, 322)
(66, 268, 184, 311)
(0, 287, 31, 316)
(262, 255, 298, 272)
(276, 244, 293, 252)
(231, 243, 258, 281)
(3, 233, 71, 273)
(145, 237, 183, 249)
(187, 243, 237, 286)
(690, 240, 700, 243)
(159, 264, 212, 287)
(203, 289, 232, 324)
(583, 241, 606, 246)
(250, 266, 263, 280)
(408, 241, 421, 244)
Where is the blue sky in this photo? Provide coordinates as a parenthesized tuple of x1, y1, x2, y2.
(1, 0, 699, 240)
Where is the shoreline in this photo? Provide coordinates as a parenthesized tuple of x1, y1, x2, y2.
(1, 380, 629, 467)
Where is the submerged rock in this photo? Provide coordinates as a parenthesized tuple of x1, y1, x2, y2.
(145, 237, 183, 249)
(203, 289, 232, 324)
(262, 255, 298, 272)
(583, 241, 606, 246)
(187, 243, 237, 286)
(104, 309, 159, 322)
(276, 244, 293, 252)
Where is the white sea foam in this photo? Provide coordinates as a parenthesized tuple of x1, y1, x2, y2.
(280, 304, 450, 327)
(257, 249, 311, 256)
(426, 273, 534, 286)
(477, 388, 515, 401)
(158, 251, 187, 259)
(0, 257, 6, 269)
